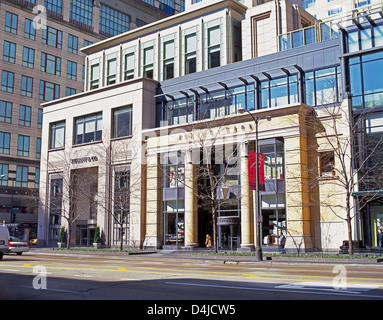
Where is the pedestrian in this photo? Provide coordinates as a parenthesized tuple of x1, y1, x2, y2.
(279, 232, 286, 254)
(205, 234, 212, 251)
(378, 228, 383, 251)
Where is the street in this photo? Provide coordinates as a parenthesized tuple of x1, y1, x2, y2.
(1, 251, 383, 306)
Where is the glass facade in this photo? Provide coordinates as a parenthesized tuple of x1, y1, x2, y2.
(99, 4, 130, 37)
(349, 51, 383, 111)
(305, 66, 341, 107)
(70, 0, 93, 27)
(261, 75, 298, 108)
(162, 152, 185, 247)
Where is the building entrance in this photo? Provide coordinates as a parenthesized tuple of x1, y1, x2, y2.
(217, 217, 240, 250)
(76, 222, 95, 246)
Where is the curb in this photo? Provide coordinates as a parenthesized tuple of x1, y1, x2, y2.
(25, 249, 383, 265)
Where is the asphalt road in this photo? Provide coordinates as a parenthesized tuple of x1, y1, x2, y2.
(1, 251, 383, 309)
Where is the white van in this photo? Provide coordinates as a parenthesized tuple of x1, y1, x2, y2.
(0, 223, 10, 260)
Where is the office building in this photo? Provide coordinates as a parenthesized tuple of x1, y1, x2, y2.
(38, 0, 383, 251)
(0, 0, 183, 239)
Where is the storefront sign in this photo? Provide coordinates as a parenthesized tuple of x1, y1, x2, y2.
(248, 151, 265, 191)
(71, 156, 99, 164)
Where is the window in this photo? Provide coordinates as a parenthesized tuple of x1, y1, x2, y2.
(99, 4, 130, 36)
(45, 0, 63, 14)
(42, 27, 62, 49)
(70, 0, 93, 27)
(83, 40, 93, 57)
(36, 138, 41, 159)
(328, 7, 343, 16)
(19, 105, 31, 127)
(41, 53, 61, 76)
(185, 33, 197, 75)
(50, 121, 65, 149)
(22, 47, 35, 68)
(143, 46, 154, 79)
(3, 41, 16, 63)
(40, 80, 60, 101)
(75, 113, 102, 145)
(24, 18, 36, 40)
(0, 101, 12, 123)
(347, 24, 383, 53)
(90, 61, 100, 90)
(124, 51, 135, 80)
(0, 132, 11, 154)
(68, 34, 78, 54)
(159, 0, 175, 14)
(113, 169, 130, 246)
(207, 26, 220, 69)
(5, 12, 18, 34)
(319, 151, 335, 176)
(261, 75, 298, 108)
(0, 164, 8, 186)
(67, 61, 77, 80)
(113, 106, 132, 138)
(66, 87, 76, 96)
(1, 70, 14, 93)
(349, 51, 383, 111)
(35, 167, 40, 188)
(38, 108, 43, 129)
(17, 135, 30, 157)
(305, 66, 341, 107)
(16, 166, 28, 187)
(21, 76, 33, 97)
(106, 53, 118, 85)
(163, 40, 175, 80)
(302, 0, 316, 9)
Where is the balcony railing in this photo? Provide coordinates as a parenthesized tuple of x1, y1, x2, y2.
(279, 3, 383, 52)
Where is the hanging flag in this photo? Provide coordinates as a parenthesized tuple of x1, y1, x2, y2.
(248, 151, 265, 191)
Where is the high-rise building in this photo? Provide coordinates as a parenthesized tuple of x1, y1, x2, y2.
(0, 0, 184, 239)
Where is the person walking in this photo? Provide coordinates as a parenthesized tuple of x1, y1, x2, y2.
(205, 234, 212, 251)
(279, 232, 286, 254)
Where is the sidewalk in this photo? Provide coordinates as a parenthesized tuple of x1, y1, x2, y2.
(26, 247, 383, 265)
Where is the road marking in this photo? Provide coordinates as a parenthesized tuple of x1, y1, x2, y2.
(165, 281, 383, 299)
(2, 269, 19, 272)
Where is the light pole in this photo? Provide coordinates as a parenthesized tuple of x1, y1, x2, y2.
(238, 108, 271, 261)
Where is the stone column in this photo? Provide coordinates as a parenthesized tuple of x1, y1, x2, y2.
(240, 142, 254, 250)
(143, 153, 162, 249)
(184, 149, 199, 248)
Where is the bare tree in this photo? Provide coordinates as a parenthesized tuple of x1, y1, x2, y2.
(297, 76, 383, 255)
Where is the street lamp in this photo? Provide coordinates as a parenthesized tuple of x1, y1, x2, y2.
(238, 107, 271, 261)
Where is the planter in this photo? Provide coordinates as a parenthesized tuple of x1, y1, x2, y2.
(57, 242, 64, 248)
(93, 243, 101, 249)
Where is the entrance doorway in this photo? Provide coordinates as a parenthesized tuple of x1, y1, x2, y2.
(75, 222, 95, 246)
(217, 217, 240, 250)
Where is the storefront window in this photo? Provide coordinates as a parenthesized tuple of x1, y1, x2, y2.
(260, 142, 284, 180)
(163, 200, 184, 247)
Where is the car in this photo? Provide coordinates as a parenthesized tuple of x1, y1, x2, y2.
(0, 224, 10, 260)
(29, 238, 37, 246)
(7, 236, 29, 255)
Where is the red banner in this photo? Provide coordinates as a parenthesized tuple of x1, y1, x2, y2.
(248, 152, 265, 191)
